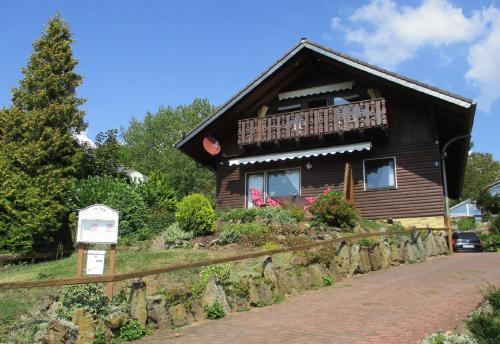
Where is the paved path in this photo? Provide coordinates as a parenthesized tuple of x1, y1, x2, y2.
(137, 253, 500, 344)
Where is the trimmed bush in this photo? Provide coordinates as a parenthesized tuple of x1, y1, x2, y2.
(176, 193, 216, 236)
(309, 191, 359, 229)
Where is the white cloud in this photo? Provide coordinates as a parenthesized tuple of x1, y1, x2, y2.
(338, 0, 484, 68)
(465, 7, 500, 111)
(331, 0, 500, 111)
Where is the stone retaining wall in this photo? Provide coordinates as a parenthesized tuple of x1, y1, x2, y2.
(43, 230, 449, 343)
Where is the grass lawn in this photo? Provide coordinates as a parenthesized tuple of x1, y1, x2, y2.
(0, 245, 293, 334)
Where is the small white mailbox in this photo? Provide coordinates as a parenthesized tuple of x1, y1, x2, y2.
(77, 204, 119, 244)
(86, 250, 106, 275)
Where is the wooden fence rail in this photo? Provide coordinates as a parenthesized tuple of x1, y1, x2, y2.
(0, 228, 448, 290)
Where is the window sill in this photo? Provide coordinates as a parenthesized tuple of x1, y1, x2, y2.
(364, 186, 397, 192)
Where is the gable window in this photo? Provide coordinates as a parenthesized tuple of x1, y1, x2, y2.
(363, 157, 396, 190)
(333, 93, 359, 106)
(246, 168, 300, 207)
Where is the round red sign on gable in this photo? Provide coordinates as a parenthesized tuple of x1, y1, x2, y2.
(203, 136, 221, 156)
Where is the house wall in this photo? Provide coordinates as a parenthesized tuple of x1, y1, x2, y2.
(214, 83, 446, 224)
(216, 141, 445, 221)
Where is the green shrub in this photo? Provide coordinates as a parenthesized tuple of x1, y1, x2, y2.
(322, 275, 332, 286)
(484, 284, 500, 312)
(422, 332, 477, 344)
(218, 222, 268, 245)
(204, 302, 225, 319)
(199, 264, 231, 285)
(427, 332, 446, 344)
(467, 312, 500, 344)
(309, 191, 359, 229)
(164, 222, 194, 248)
(119, 319, 146, 341)
(454, 217, 476, 231)
(491, 216, 500, 233)
(176, 193, 216, 236)
(218, 208, 258, 223)
(141, 172, 178, 233)
(92, 328, 105, 344)
(283, 205, 306, 222)
(305, 245, 337, 268)
(245, 232, 279, 247)
(68, 176, 150, 239)
(255, 207, 297, 226)
(155, 287, 192, 308)
(58, 284, 109, 319)
(481, 232, 500, 251)
(218, 230, 241, 245)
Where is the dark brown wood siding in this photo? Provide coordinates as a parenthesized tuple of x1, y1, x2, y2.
(216, 141, 445, 219)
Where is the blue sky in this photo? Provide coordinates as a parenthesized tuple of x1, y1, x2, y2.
(1, 0, 499, 158)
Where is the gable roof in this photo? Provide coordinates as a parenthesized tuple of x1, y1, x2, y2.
(176, 38, 475, 149)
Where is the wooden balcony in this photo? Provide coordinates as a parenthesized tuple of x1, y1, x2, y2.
(237, 98, 388, 146)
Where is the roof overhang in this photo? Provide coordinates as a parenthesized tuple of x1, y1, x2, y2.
(175, 39, 475, 150)
(228, 142, 371, 166)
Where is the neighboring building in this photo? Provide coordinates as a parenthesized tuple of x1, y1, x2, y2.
(176, 39, 476, 228)
(450, 180, 500, 220)
(117, 166, 148, 183)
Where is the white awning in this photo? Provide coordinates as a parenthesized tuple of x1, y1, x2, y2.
(228, 142, 371, 166)
(278, 81, 354, 100)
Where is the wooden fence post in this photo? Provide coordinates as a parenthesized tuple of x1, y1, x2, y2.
(76, 243, 85, 277)
(105, 244, 116, 298)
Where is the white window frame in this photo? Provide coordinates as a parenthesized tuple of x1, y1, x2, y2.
(245, 167, 301, 208)
(362, 156, 397, 191)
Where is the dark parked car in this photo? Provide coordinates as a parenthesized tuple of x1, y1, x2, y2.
(452, 232, 483, 252)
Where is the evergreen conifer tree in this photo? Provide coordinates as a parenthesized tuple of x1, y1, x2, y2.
(0, 14, 86, 253)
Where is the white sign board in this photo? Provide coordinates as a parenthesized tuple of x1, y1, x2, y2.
(86, 250, 106, 275)
(77, 204, 119, 244)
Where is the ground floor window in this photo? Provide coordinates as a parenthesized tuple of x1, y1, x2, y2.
(246, 168, 300, 208)
(363, 157, 396, 190)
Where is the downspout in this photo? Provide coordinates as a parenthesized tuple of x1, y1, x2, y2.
(441, 134, 471, 254)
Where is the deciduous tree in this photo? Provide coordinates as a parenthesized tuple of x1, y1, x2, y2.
(461, 152, 500, 201)
(121, 99, 215, 200)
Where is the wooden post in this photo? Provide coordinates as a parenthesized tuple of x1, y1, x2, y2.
(344, 163, 354, 205)
(105, 244, 117, 298)
(446, 216, 454, 255)
(76, 243, 85, 277)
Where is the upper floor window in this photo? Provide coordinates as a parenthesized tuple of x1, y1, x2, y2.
(333, 93, 359, 106)
(364, 157, 396, 190)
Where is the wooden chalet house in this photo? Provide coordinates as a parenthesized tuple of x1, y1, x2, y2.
(176, 39, 476, 228)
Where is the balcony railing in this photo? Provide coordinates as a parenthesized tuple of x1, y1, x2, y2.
(237, 98, 387, 146)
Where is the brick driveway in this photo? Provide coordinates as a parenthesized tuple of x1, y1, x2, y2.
(137, 253, 500, 344)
